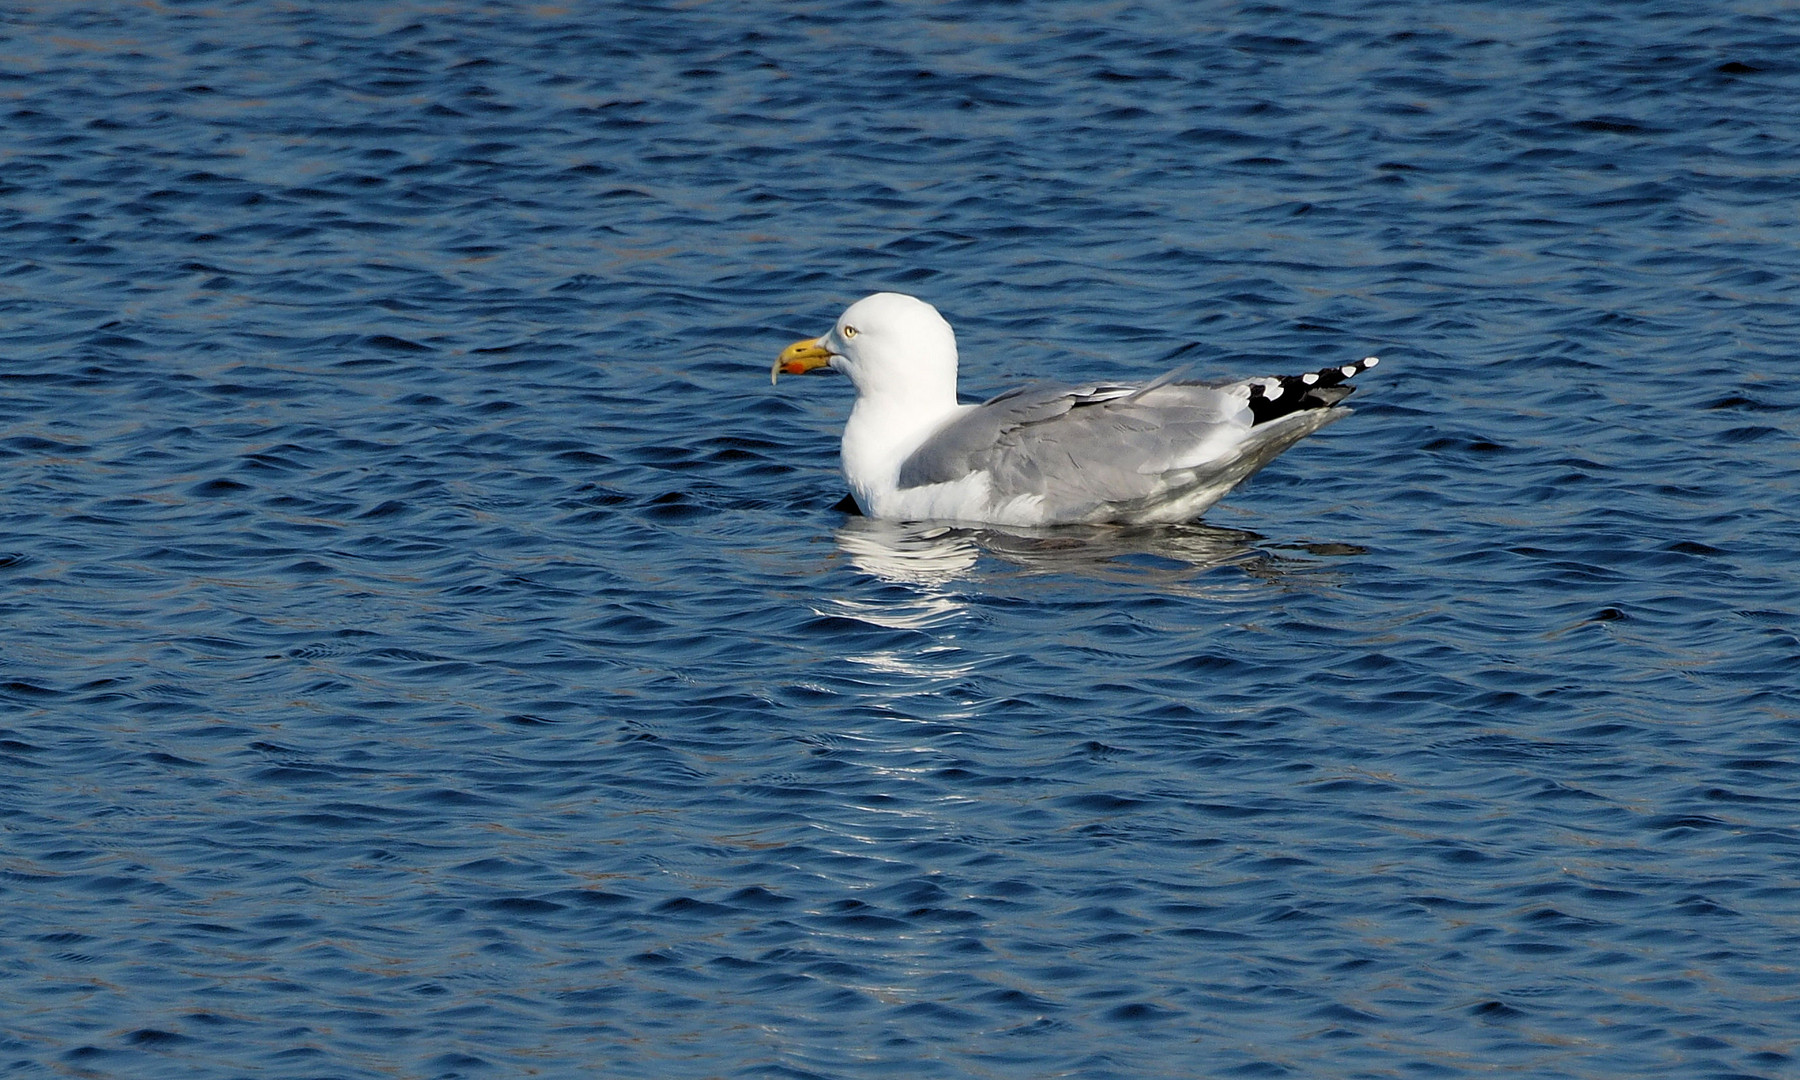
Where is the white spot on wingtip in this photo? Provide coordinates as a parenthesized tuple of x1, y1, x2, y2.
(1364, 356, 1379, 367)
(1302, 373, 1319, 385)
(1340, 365, 1357, 377)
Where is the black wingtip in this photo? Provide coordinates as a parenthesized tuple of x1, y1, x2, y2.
(1245, 356, 1379, 425)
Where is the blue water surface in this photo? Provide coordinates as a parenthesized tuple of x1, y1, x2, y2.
(2, 2, 1798, 1078)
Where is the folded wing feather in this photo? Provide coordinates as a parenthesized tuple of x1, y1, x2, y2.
(896, 374, 1342, 521)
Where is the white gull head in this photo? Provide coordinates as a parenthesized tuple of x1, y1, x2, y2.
(776, 292, 956, 402)
(772, 293, 973, 517)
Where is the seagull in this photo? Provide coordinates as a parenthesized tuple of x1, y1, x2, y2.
(773, 292, 1377, 526)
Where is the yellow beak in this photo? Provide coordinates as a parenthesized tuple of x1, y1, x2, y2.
(771, 337, 834, 385)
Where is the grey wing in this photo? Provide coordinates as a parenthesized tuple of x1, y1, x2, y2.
(898, 377, 1345, 520)
(895, 381, 1139, 490)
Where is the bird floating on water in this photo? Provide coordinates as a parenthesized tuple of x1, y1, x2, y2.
(773, 292, 1377, 527)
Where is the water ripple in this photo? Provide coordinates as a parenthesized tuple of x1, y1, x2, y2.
(1, 2, 1798, 1079)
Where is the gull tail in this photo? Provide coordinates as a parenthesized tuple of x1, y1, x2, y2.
(1244, 356, 1379, 426)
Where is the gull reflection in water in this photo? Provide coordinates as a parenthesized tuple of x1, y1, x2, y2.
(814, 518, 1365, 740)
(833, 518, 981, 586)
(833, 514, 1336, 587)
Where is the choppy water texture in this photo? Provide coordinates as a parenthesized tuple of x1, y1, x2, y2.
(2, 2, 1798, 1077)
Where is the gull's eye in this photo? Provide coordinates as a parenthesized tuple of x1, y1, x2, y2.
(842, 325, 858, 339)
